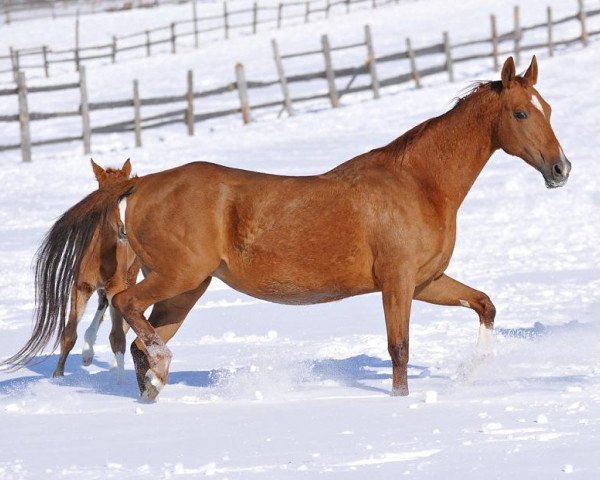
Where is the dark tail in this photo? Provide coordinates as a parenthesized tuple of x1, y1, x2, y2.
(0, 179, 137, 371)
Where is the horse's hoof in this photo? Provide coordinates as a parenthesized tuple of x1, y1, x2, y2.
(391, 386, 409, 397)
(52, 369, 64, 378)
(81, 347, 94, 366)
(141, 369, 164, 401)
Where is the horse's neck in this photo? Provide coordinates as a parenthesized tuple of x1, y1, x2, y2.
(390, 92, 499, 211)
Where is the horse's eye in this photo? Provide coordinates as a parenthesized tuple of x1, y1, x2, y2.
(514, 111, 528, 120)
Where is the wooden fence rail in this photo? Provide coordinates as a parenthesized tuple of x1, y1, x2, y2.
(1, 0, 401, 82)
(1, 2, 598, 162)
(2, 0, 198, 25)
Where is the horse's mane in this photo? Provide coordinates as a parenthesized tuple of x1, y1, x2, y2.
(452, 80, 503, 108)
(332, 79, 507, 174)
(375, 80, 504, 164)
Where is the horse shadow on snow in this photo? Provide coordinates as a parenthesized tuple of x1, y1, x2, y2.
(307, 355, 446, 394)
(0, 353, 143, 399)
(0, 352, 446, 398)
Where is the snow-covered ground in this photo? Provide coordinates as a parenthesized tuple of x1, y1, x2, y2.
(1, 0, 600, 478)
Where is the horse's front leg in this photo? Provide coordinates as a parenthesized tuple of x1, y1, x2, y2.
(380, 274, 416, 396)
(112, 271, 209, 400)
(414, 274, 496, 357)
(129, 277, 213, 393)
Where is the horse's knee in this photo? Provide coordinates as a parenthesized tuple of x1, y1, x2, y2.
(112, 291, 137, 319)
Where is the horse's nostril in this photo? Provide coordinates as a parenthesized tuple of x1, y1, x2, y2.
(553, 163, 563, 176)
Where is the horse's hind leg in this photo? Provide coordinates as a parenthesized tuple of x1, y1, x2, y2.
(108, 305, 127, 384)
(53, 286, 92, 377)
(81, 291, 108, 366)
(130, 277, 213, 394)
(415, 274, 496, 356)
(112, 271, 213, 400)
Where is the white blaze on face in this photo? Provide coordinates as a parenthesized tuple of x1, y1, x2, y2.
(531, 94, 545, 117)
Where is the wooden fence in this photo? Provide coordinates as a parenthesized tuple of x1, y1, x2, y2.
(2, 0, 191, 25)
(1, 0, 399, 82)
(1, 1, 599, 162)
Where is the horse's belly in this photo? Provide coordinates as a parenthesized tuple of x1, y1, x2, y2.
(215, 246, 377, 305)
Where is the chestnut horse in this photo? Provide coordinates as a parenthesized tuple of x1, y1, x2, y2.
(2, 56, 570, 400)
(51, 159, 139, 382)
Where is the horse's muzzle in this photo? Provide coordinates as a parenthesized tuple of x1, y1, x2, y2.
(544, 157, 571, 189)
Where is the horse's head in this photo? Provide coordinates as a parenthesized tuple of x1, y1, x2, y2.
(495, 56, 570, 188)
(91, 158, 132, 187)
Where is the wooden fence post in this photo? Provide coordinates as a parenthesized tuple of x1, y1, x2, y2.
(79, 66, 91, 154)
(277, 2, 283, 28)
(186, 70, 194, 135)
(223, 2, 229, 39)
(271, 39, 294, 116)
(145, 31, 151, 56)
(252, 2, 258, 34)
(443, 31, 454, 82)
(321, 34, 339, 108)
(4, 0, 11, 25)
(364, 25, 380, 99)
(513, 5, 521, 65)
(235, 63, 251, 124)
(192, 0, 199, 47)
(17, 72, 31, 163)
(133, 80, 142, 147)
(406, 37, 421, 89)
(74, 10, 80, 72)
(547, 6, 554, 57)
(170, 23, 177, 54)
(42, 45, 49, 77)
(490, 14, 499, 71)
(578, 0, 588, 46)
(304, 1, 309, 23)
(9, 46, 18, 83)
(14, 49, 20, 78)
(111, 36, 117, 63)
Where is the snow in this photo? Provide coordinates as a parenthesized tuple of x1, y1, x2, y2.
(1, 0, 600, 478)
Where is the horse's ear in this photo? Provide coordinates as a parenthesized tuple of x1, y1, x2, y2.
(523, 55, 538, 86)
(122, 158, 132, 177)
(90, 158, 106, 182)
(501, 56, 516, 89)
